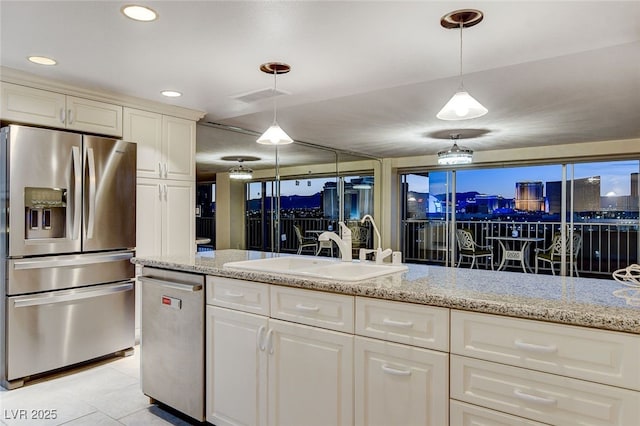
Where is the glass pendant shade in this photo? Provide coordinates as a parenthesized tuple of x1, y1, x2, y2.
(256, 123, 293, 145)
(436, 90, 488, 120)
(229, 164, 253, 180)
(437, 142, 473, 165)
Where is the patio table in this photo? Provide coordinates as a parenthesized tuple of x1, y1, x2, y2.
(486, 236, 545, 273)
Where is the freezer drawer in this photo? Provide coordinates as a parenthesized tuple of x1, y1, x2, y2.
(140, 268, 204, 421)
(6, 281, 134, 383)
(7, 251, 134, 295)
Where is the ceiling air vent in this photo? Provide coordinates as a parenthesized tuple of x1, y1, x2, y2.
(231, 87, 290, 103)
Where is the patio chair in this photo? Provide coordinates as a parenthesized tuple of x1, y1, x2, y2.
(534, 232, 582, 276)
(455, 228, 494, 269)
(294, 225, 318, 255)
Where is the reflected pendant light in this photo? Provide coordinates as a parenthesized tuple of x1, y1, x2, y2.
(229, 163, 253, 180)
(257, 62, 294, 145)
(438, 134, 473, 165)
(437, 9, 488, 121)
(222, 156, 260, 180)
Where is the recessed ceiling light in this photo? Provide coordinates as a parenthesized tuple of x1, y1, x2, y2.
(161, 90, 182, 98)
(121, 5, 158, 22)
(27, 56, 57, 66)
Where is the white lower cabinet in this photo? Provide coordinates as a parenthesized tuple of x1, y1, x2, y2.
(354, 336, 448, 426)
(450, 400, 547, 426)
(136, 178, 194, 257)
(206, 306, 268, 426)
(205, 279, 353, 426)
(451, 355, 640, 426)
(450, 310, 640, 426)
(268, 318, 353, 426)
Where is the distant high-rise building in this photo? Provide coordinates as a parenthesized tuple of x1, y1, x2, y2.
(631, 173, 638, 197)
(515, 181, 544, 211)
(546, 176, 600, 213)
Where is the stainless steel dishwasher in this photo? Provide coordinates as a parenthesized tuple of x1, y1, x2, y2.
(139, 266, 205, 422)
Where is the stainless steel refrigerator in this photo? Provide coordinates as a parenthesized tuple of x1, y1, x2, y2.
(0, 124, 137, 389)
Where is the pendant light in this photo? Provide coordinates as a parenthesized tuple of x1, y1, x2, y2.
(437, 9, 488, 121)
(257, 62, 293, 145)
(229, 162, 253, 180)
(438, 134, 473, 165)
(222, 156, 259, 180)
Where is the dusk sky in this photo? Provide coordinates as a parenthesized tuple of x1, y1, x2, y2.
(412, 160, 639, 198)
(245, 160, 639, 200)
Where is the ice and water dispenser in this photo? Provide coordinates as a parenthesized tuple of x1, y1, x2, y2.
(24, 187, 66, 239)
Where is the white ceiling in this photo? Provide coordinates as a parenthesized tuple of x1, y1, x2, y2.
(1, 1, 639, 176)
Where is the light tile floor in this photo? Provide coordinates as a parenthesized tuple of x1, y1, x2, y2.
(0, 346, 196, 425)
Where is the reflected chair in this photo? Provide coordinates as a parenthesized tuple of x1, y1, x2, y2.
(455, 228, 494, 269)
(535, 232, 582, 276)
(294, 225, 318, 255)
(348, 224, 370, 258)
(316, 238, 335, 257)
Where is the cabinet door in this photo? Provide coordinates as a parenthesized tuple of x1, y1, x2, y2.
(354, 336, 448, 426)
(135, 179, 163, 257)
(268, 318, 353, 426)
(0, 82, 65, 128)
(66, 95, 122, 137)
(163, 180, 195, 256)
(123, 108, 163, 178)
(163, 115, 195, 181)
(206, 306, 268, 426)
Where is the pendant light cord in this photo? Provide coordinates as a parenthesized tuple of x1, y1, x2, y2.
(459, 21, 464, 88)
(272, 70, 278, 125)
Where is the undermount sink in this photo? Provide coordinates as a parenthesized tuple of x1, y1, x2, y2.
(223, 256, 408, 282)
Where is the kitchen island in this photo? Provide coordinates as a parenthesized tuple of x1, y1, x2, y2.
(133, 249, 640, 333)
(133, 249, 640, 426)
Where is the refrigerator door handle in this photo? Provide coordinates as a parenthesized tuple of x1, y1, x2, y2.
(12, 251, 133, 270)
(13, 282, 134, 308)
(71, 145, 82, 240)
(139, 276, 203, 292)
(86, 147, 96, 239)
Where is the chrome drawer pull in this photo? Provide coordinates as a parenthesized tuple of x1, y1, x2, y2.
(382, 318, 414, 328)
(513, 389, 557, 406)
(514, 339, 558, 354)
(381, 364, 412, 376)
(224, 291, 244, 298)
(295, 303, 320, 312)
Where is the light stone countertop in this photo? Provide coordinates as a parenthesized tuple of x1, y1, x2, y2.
(132, 249, 640, 334)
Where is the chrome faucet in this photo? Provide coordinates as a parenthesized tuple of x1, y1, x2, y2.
(318, 222, 352, 262)
(361, 215, 392, 264)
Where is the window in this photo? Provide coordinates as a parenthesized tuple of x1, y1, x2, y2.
(401, 160, 640, 278)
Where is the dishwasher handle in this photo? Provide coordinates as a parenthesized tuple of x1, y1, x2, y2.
(139, 276, 203, 292)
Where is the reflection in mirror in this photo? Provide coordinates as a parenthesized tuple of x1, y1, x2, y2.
(195, 122, 378, 255)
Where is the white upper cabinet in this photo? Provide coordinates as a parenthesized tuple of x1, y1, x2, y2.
(65, 95, 122, 136)
(123, 108, 163, 178)
(1, 82, 122, 137)
(123, 107, 195, 181)
(163, 115, 195, 181)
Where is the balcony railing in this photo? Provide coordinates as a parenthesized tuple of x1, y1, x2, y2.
(245, 216, 637, 277)
(246, 217, 372, 256)
(402, 219, 639, 277)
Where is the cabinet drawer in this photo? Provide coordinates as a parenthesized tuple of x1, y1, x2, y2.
(270, 286, 354, 333)
(451, 310, 640, 390)
(355, 297, 449, 351)
(450, 400, 547, 426)
(206, 276, 269, 315)
(451, 355, 640, 426)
